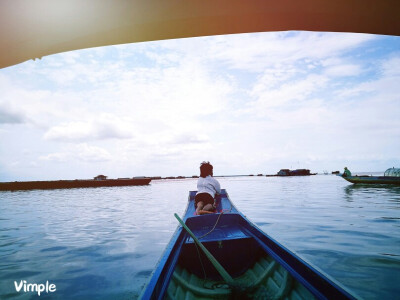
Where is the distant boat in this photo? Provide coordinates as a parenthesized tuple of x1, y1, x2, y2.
(340, 168, 400, 185)
(140, 190, 356, 299)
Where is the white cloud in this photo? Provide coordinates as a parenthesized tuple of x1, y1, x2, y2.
(381, 55, 400, 77)
(0, 102, 26, 124)
(44, 114, 133, 142)
(75, 144, 113, 162)
(198, 32, 376, 71)
(249, 73, 328, 113)
(337, 55, 400, 100)
(324, 64, 362, 77)
(115, 59, 234, 120)
(169, 133, 210, 145)
(39, 152, 70, 162)
(40, 144, 112, 162)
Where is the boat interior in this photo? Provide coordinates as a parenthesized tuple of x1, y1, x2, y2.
(140, 190, 353, 299)
(166, 211, 316, 299)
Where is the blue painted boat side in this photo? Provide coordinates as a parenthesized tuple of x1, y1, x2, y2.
(139, 200, 190, 300)
(139, 227, 185, 299)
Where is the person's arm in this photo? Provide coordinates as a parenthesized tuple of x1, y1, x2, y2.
(213, 179, 221, 209)
(213, 178, 221, 195)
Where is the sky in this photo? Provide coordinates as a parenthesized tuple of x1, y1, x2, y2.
(0, 31, 399, 181)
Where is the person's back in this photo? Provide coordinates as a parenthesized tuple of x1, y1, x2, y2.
(197, 175, 221, 198)
(343, 167, 352, 177)
(195, 162, 221, 215)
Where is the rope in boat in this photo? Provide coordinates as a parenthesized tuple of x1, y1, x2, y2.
(198, 197, 232, 240)
(194, 197, 232, 289)
(197, 212, 224, 240)
(193, 241, 208, 287)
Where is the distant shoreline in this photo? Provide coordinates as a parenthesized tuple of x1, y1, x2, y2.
(1, 172, 348, 191)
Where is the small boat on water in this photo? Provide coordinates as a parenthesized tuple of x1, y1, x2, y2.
(140, 190, 356, 299)
(340, 167, 400, 185)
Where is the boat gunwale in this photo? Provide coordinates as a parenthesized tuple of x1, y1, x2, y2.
(239, 218, 356, 299)
(342, 175, 400, 185)
(139, 194, 192, 299)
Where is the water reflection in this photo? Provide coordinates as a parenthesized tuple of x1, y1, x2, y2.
(343, 184, 400, 206)
(344, 183, 400, 194)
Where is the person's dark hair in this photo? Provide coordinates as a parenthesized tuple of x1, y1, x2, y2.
(200, 161, 213, 178)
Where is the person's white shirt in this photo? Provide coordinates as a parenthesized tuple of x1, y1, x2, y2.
(196, 175, 221, 198)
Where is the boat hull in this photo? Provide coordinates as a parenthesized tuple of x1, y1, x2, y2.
(0, 178, 151, 191)
(342, 176, 400, 185)
(140, 190, 356, 299)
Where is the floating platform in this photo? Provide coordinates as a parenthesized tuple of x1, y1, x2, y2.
(266, 169, 316, 177)
(0, 178, 151, 191)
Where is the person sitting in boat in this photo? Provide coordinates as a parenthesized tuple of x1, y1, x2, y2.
(342, 167, 352, 177)
(195, 161, 221, 215)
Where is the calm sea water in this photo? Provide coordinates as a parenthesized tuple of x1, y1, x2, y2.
(0, 175, 399, 299)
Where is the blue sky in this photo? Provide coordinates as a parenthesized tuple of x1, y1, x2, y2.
(0, 31, 399, 181)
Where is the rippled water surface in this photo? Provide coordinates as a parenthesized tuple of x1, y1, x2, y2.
(1, 176, 399, 299)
